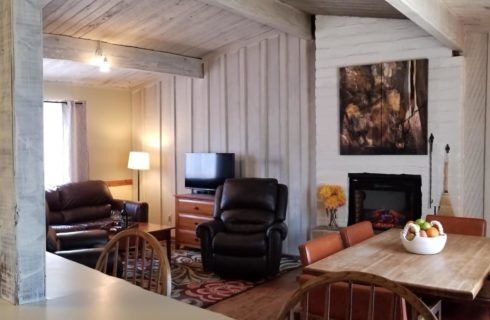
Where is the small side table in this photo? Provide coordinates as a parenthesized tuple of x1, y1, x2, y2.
(310, 225, 341, 239)
(137, 223, 174, 261)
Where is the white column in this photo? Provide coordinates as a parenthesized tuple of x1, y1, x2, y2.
(0, 0, 45, 304)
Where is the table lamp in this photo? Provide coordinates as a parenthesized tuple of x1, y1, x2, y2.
(128, 151, 150, 201)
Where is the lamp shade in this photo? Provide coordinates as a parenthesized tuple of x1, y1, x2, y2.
(128, 151, 150, 170)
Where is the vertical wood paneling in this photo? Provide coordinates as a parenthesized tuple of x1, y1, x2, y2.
(245, 43, 262, 177)
(238, 48, 248, 177)
(132, 32, 313, 254)
(160, 76, 176, 225)
(463, 32, 488, 218)
(226, 51, 242, 177)
(131, 89, 143, 201)
(267, 36, 281, 180)
(191, 77, 207, 152)
(287, 35, 303, 253)
(142, 83, 161, 223)
(175, 77, 193, 195)
(484, 33, 490, 236)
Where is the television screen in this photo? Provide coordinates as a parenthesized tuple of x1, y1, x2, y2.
(185, 153, 235, 191)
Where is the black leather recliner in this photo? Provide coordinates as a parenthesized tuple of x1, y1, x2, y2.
(196, 178, 288, 278)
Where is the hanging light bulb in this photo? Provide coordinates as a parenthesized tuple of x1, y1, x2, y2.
(93, 41, 110, 73)
(99, 55, 111, 73)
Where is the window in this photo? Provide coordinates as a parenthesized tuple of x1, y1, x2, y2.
(43, 102, 67, 189)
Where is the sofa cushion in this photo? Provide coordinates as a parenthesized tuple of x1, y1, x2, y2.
(62, 204, 111, 224)
(48, 211, 65, 225)
(212, 232, 266, 256)
(220, 178, 278, 212)
(51, 217, 113, 233)
(59, 180, 113, 210)
(45, 188, 62, 211)
(221, 209, 274, 233)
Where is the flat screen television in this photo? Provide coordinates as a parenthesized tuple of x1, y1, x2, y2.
(185, 153, 235, 193)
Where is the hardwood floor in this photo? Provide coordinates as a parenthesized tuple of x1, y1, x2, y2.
(208, 268, 302, 320)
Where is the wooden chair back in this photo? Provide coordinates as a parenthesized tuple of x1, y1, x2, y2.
(340, 221, 374, 247)
(277, 271, 437, 320)
(95, 228, 171, 296)
(298, 233, 344, 267)
(426, 214, 486, 236)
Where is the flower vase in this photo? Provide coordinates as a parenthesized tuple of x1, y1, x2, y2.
(327, 209, 338, 229)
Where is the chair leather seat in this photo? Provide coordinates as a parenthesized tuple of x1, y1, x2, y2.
(213, 232, 267, 256)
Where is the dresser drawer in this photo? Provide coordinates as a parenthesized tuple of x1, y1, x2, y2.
(179, 213, 211, 230)
(177, 229, 200, 247)
(177, 199, 213, 216)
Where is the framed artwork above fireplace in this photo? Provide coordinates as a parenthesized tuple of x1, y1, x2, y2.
(339, 59, 428, 155)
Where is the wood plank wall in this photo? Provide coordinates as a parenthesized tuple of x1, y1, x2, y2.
(131, 32, 314, 254)
(315, 16, 465, 225)
(464, 32, 489, 219)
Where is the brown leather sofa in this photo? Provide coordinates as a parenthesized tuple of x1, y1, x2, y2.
(46, 180, 148, 232)
(45, 180, 147, 269)
(196, 178, 288, 278)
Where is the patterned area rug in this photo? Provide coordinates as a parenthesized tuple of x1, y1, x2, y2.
(171, 249, 301, 308)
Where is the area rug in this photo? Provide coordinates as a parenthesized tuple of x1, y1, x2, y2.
(171, 249, 301, 308)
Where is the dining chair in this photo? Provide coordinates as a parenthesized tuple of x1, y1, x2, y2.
(95, 228, 171, 296)
(426, 214, 486, 236)
(426, 214, 488, 320)
(340, 221, 374, 247)
(277, 271, 437, 320)
(298, 233, 344, 267)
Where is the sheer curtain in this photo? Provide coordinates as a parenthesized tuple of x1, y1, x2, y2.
(43, 100, 89, 189)
(62, 101, 89, 182)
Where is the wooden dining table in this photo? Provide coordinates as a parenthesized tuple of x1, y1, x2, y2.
(305, 228, 490, 301)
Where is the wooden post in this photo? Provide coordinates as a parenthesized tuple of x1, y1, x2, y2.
(0, 0, 45, 304)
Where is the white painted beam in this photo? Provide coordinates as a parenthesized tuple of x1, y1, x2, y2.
(43, 34, 204, 78)
(200, 0, 312, 40)
(0, 0, 45, 305)
(385, 0, 464, 51)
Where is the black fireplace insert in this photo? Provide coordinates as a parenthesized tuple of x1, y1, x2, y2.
(348, 173, 422, 230)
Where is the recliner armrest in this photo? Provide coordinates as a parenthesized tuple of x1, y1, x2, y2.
(57, 230, 108, 250)
(196, 220, 225, 239)
(112, 199, 149, 222)
(267, 222, 288, 240)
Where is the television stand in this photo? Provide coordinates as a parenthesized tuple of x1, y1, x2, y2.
(174, 193, 214, 249)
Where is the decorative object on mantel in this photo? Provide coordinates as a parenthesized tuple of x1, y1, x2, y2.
(437, 144, 455, 216)
(339, 59, 428, 155)
(428, 133, 435, 209)
(318, 184, 346, 229)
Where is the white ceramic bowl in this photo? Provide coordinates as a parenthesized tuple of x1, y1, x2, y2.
(400, 232, 447, 255)
(400, 221, 447, 255)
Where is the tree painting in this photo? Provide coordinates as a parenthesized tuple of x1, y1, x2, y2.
(339, 59, 428, 155)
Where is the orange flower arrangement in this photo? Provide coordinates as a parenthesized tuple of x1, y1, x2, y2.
(318, 184, 346, 228)
(318, 184, 346, 210)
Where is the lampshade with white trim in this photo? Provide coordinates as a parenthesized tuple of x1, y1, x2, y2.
(128, 151, 150, 170)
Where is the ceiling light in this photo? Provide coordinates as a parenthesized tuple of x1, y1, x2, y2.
(94, 41, 110, 73)
(99, 56, 110, 73)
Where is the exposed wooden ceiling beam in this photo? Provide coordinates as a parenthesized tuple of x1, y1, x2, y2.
(43, 34, 203, 78)
(385, 0, 464, 51)
(200, 0, 312, 40)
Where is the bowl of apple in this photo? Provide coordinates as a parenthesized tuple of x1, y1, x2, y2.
(400, 218, 447, 255)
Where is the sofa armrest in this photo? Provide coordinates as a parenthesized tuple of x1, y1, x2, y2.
(267, 222, 288, 240)
(57, 230, 108, 250)
(55, 248, 105, 269)
(196, 220, 225, 239)
(112, 199, 148, 222)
